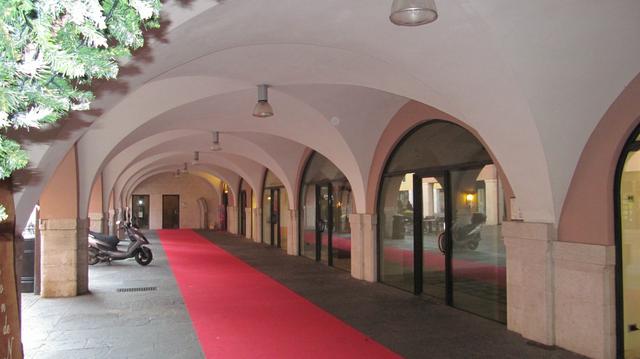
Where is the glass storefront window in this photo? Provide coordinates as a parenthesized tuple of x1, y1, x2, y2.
(380, 173, 415, 292)
(300, 152, 353, 271)
(378, 121, 506, 323)
(621, 149, 640, 357)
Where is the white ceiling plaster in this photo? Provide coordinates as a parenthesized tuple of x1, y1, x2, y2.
(10, 0, 640, 230)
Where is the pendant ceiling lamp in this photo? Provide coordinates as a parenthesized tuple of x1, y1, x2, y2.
(252, 84, 274, 118)
(183, 162, 189, 173)
(210, 131, 222, 152)
(390, 0, 438, 26)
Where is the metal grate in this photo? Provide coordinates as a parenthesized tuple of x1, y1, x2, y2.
(116, 286, 157, 293)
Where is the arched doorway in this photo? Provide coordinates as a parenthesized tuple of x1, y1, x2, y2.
(378, 120, 507, 322)
(299, 152, 353, 271)
(616, 126, 640, 358)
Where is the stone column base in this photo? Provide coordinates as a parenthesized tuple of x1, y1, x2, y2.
(39, 218, 89, 297)
(553, 242, 615, 359)
(88, 212, 104, 233)
(253, 208, 262, 243)
(287, 209, 298, 256)
(362, 214, 377, 283)
(349, 214, 364, 280)
(503, 221, 555, 345)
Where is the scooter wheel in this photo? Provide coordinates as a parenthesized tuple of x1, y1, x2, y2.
(135, 248, 153, 266)
(88, 248, 100, 265)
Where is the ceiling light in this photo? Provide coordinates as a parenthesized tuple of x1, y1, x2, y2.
(252, 84, 274, 118)
(175, 169, 181, 178)
(210, 131, 222, 151)
(390, 0, 438, 26)
(183, 162, 189, 173)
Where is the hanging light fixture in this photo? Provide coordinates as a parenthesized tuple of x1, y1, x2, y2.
(175, 169, 182, 178)
(252, 84, 274, 118)
(192, 151, 200, 165)
(390, 0, 438, 26)
(183, 162, 189, 173)
(210, 131, 222, 152)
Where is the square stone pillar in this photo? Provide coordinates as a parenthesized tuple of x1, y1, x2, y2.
(88, 212, 104, 233)
(252, 208, 262, 243)
(503, 221, 555, 345)
(553, 242, 616, 359)
(39, 218, 89, 297)
(362, 214, 378, 283)
(245, 208, 252, 239)
(107, 209, 116, 235)
(287, 209, 298, 256)
(227, 206, 237, 234)
(348, 214, 364, 280)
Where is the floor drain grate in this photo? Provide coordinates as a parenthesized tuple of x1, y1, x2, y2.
(116, 286, 157, 293)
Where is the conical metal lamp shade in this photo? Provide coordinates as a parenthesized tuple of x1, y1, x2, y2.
(390, 0, 438, 26)
(253, 101, 274, 118)
(252, 84, 274, 118)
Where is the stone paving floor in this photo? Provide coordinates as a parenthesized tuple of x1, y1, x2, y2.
(21, 232, 203, 359)
(21, 230, 587, 359)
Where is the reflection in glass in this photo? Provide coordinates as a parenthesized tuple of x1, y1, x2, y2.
(302, 184, 316, 260)
(262, 190, 271, 245)
(319, 185, 330, 264)
(450, 165, 506, 322)
(380, 173, 415, 292)
(332, 183, 352, 271)
(280, 189, 288, 250)
(300, 152, 353, 271)
(621, 150, 640, 357)
(421, 176, 446, 301)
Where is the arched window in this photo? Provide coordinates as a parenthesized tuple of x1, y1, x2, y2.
(378, 120, 506, 323)
(300, 152, 353, 271)
(616, 128, 640, 357)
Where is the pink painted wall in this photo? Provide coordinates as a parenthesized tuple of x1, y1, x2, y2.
(88, 176, 102, 213)
(40, 146, 78, 219)
(132, 172, 220, 229)
(366, 101, 513, 214)
(559, 73, 640, 245)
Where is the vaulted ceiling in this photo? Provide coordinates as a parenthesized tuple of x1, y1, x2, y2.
(11, 0, 640, 229)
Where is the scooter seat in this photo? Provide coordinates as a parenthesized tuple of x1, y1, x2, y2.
(89, 231, 119, 247)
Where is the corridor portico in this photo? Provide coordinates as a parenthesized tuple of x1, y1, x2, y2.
(3, 1, 640, 358)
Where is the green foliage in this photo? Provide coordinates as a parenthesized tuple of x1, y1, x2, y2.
(0, 0, 162, 220)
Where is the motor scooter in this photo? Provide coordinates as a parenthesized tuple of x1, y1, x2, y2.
(437, 213, 486, 251)
(88, 222, 153, 266)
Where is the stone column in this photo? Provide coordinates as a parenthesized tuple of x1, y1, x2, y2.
(40, 218, 89, 297)
(88, 212, 104, 233)
(553, 242, 616, 359)
(245, 208, 252, 239)
(287, 209, 298, 256)
(503, 221, 555, 346)
(362, 214, 377, 283)
(349, 214, 364, 280)
(107, 209, 116, 235)
(253, 208, 262, 243)
(227, 206, 237, 234)
(484, 179, 499, 225)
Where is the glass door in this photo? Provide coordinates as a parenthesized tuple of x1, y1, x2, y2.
(449, 167, 506, 322)
(317, 184, 332, 264)
(302, 184, 316, 260)
(272, 188, 281, 248)
(418, 175, 448, 301)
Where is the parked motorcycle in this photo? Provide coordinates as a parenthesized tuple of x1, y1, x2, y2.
(437, 212, 487, 251)
(88, 222, 153, 266)
(88, 230, 120, 250)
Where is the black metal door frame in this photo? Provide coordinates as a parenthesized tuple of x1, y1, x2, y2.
(614, 126, 640, 357)
(314, 183, 333, 264)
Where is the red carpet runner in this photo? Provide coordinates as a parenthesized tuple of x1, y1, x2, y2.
(158, 229, 401, 359)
